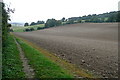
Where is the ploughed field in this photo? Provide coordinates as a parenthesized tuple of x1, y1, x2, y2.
(13, 23, 118, 78)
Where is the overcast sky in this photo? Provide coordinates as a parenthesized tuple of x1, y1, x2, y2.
(4, 0, 119, 23)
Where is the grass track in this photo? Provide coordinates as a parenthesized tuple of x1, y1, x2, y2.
(16, 36, 74, 78)
(2, 34, 25, 78)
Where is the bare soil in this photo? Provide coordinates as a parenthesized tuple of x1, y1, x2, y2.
(13, 23, 118, 78)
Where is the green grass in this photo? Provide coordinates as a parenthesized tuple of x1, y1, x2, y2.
(0, 38, 1, 79)
(12, 24, 45, 32)
(2, 34, 25, 78)
(16, 37, 74, 78)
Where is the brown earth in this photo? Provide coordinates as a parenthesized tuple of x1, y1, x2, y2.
(13, 23, 118, 78)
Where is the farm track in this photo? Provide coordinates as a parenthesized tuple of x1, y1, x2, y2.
(13, 23, 118, 78)
(14, 37, 35, 78)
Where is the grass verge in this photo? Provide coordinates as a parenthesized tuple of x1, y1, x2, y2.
(16, 37, 74, 78)
(14, 35, 97, 78)
(2, 34, 25, 78)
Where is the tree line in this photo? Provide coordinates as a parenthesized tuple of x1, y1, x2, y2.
(24, 21, 45, 26)
(25, 11, 119, 26)
(24, 11, 120, 32)
(68, 11, 119, 23)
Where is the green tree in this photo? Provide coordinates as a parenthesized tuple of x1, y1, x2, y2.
(1, 2, 14, 46)
(107, 14, 117, 22)
(45, 19, 62, 28)
(37, 21, 44, 24)
(30, 22, 36, 26)
(24, 22, 29, 26)
(56, 20, 62, 26)
(61, 17, 65, 22)
(45, 19, 57, 27)
(2, 2, 9, 46)
(66, 19, 74, 24)
(117, 11, 120, 22)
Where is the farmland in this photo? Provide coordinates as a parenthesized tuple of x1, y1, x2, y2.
(12, 24, 44, 32)
(13, 23, 118, 78)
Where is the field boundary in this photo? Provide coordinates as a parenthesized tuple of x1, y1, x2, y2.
(2, 34, 25, 78)
(12, 33, 98, 78)
(13, 37, 35, 78)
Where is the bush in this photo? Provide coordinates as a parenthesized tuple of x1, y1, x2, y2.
(25, 28, 30, 32)
(24, 28, 35, 32)
(30, 28, 34, 31)
(9, 29, 14, 32)
(37, 27, 44, 30)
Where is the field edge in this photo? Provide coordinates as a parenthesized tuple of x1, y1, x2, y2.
(14, 34, 74, 78)
(12, 33, 99, 78)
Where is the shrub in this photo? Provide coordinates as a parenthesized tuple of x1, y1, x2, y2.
(9, 29, 14, 32)
(30, 28, 34, 31)
(25, 28, 30, 32)
(37, 27, 44, 30)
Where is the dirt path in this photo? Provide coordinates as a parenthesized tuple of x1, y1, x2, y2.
(14, 37, 35, 78)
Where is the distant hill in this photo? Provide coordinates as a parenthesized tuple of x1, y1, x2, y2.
(67, 11, 118, 23)
(10, 22, 24, 26)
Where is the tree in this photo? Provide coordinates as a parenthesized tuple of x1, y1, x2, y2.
(117, 11, 120, 22)
(2, 2, 10, 46)
(66, 19, 74, 24)
(24, 22, 29, 26)
(61, 17, 65, 22)
(107, 15, 115, 22)
(56, 20, 62, 26)
(45, 19, 56, 28)
(45, 19, 62, 28)
(30, 22, 36, 26)
(1, 2, 14, 51)
(37, 21, 44, 24)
